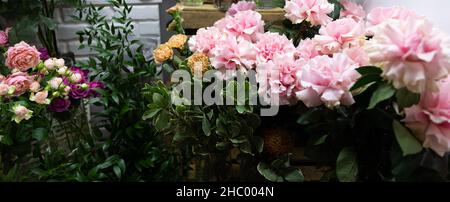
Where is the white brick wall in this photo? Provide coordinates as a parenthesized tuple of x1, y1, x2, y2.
(55, 0, 162, 60)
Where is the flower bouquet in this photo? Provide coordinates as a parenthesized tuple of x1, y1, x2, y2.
(147, 0, 450, 182)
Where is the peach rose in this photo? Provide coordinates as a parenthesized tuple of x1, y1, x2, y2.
(30, 90, 50, 105)
(12, 104, 33, 123)
(3, 72, 33, 96)
(5, 41, 41, 72)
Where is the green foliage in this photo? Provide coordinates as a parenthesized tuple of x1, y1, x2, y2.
(336, 147, 358, 182)
(257, 155, 304, 182)
(367, 83, 396, 109)
(392, 120, 422, 156)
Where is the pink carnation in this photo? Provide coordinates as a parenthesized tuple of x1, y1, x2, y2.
(215, 10, 264, 42)
(295, 38, 320, 60)
(226, 1, 257, 16)
(296, 54, 360, 108)
(4, 72, 34, 96)
(365, 18, 450, 93)
(339, 0, 365, 21)
(210, 36, 258, 73)
(188, 27, 222, 56)
(255, 32, 296, 64)
(257, 53, 305, 105)
(314, 18, 366, 55)
(367, 6, 419, 27)
(404, 78, 450, 156)
(5, 41, 41, 72)
(343, 46, 370, 66)
(284, 0, 334, 26)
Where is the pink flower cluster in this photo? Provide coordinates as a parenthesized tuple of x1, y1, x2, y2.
(1, 41, 103, 123)
(0, 27, 11, 46)
(188, 1, 364, 108)
(365, 7, 450, 93)
(404, 77, 450, 156)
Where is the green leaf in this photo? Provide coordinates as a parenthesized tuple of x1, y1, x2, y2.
(0, 135, 13, 146)
(32, 128, 48, 141)
(350, 74, 381, 91)
(355, 66, 383, 76)
(155, 110, 170, 130)
(216, 142, 230, 151)
(39, 15, 57, 30)
(396, 88, 420, 109)
(297, 108, 322, 125)
(257, 162, 284, 182)
(368, 83, 396, 109)
(152, 93, 164, 105)
(392, 120, 423, 156)
(336, 147, 358, 182)
(252, 136, 264, 153)
(313, 135, 327, 146)
(202, 115, 211, 136)
(282, 167, 304, 182)
(142, 108, 161, 120)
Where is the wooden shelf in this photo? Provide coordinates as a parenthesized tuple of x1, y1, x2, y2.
(175, 3, 285, 29)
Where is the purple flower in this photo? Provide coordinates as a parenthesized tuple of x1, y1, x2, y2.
(88, 81, 104, 97)
(226, 1, 257, 16)
(69, 84, 90, 99)
(49, 98, 71, 112)
(38, 48, 50, 60)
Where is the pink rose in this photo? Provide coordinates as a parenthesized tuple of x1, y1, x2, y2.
(29, 81, 41, 92)
(0, 27, 10, 46)
(210, 36, 258, 73)
(365, 18, 450, 93)
(295, 38, 320, 60)
(339, 0, 365, 21)
(188, 27, 222, 56)
(30, 90, 50, 105)
(0, 74, 4, 82)
(5, 41, 41, 72)
(284, 0, 334, 26)
(257, 53, 305, 105)
(226, 1, 257, 16)
(314, 18, 366, 55)
(0, 83, 9, 96)
(4, 72, 34, 96)
(296, 54, 360, 108)
(48, 77, 64, 90)
(404, 77, 450, 156)
(215, 10, 264, 42)
(12, 104, 33, 123)
(255, 32, 296, 64)
(367, 6, 419, 27)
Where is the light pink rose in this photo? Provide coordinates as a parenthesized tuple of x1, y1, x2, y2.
(5, 41, 41, 72)
(0, 83, 9, 96)
(255, 32, 296, 64)
(295, 38, 320, 60)
(339, 0, 365, 21)
(343, 46, 370, 66)
(0, 74, 5, 82)
(215, 10, 264, 42)
(365, 18, 450, 93)
(29, 81, 41, 92)
(404, 77, 450, 156)
(257, 53, 305, 105)
(296, 54, 360, 108)
(12, 104, 33, 123)
(314, 18, 366, 55)
(284, 0, 334, 26)
(367, 6, 419, 27)
(4, 72, 33, 96)
(210, 36, 258, 72)
(30, 90, 50, 105)
(226, 1, 257, 16)
(188, 27, 222, 56)
(48, 77, 64, 90)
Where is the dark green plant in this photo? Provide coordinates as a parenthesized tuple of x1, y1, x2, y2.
(68, 0, 181, 181)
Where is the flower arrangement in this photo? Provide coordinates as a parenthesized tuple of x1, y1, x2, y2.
(145, 0, 450, 182)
